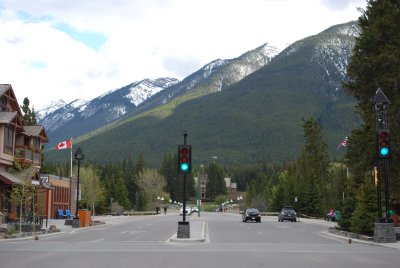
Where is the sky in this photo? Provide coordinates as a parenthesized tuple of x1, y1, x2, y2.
(0, 0, 367, 109)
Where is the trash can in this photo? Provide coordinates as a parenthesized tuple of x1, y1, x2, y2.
(78, 210, 92, 227)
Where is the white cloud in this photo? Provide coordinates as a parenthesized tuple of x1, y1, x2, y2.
(0, 0, 367, 109)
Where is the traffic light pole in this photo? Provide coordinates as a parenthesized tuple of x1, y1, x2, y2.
(373, 88, 391, 219)
(383, 160, 390, 218)
(177, 131, 191, 239)
(376, 161, 382, 218)
(182, 131, 187, 223)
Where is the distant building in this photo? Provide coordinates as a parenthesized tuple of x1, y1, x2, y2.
(194, 173, 207, 201)
(37, 174, 79, 219)
(224, 177, 237, 193)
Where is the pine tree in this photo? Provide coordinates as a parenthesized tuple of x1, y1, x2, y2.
(20, 97, 37, 125)
(344, 0, 400, 198)
(206, 162, 226, 200)
(160, 153, 180, 201)
(294, 118, 329, 215)
(351, 178, 377, 235)
(123, 154, 137, 207)
(338, 176, 357, 232)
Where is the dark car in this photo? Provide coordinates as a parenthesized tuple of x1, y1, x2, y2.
(242, 208, 261, 223)
(278, 207, 297, 222)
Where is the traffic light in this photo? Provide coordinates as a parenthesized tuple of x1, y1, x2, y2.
(377, 129, 390, 158)
(178, 145, 192, 174)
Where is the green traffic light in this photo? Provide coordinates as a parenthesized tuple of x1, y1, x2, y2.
(380, 147, 389, 156)
(181, 163, 189, 171)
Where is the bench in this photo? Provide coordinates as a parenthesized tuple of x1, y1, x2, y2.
(57, 209, 67, 219)
(65, 210, 74, 219)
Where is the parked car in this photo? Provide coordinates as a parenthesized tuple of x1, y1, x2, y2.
(242, 208, 261, 223)
(278, 207, 297, 222)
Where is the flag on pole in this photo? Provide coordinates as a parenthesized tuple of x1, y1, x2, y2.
(55, 139, 72, 150)
(337, 137, 348, 149)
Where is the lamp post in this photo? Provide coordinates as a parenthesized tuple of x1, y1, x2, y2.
(237, 196, 243, 213)
(74, 147, 84, 217)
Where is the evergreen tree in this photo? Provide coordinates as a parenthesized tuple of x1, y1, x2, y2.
(100, 164, 131, 209)
(206, 162, 226, 200)
(20, 97, 37, 125)
(293, 118, 329, 215)
(135, 191, 147, 211)
(136, 154, 145, 176)
(245, 181, 257, 207)
(344, 0, 400, 197)
(338, 176, 357, 232)
(123, 154, 137, 207)
(350, 178, 377, 235)
(270, 172, 287, 211)
(160, 153, 180, 201)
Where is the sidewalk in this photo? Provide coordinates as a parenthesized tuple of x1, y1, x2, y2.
(1, 214, 207, 242)
(299, 217, 400, 251)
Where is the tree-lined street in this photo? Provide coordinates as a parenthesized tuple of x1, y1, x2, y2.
(1, 213, 399, 268)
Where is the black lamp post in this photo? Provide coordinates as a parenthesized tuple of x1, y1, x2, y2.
(74, 147, 84, 217)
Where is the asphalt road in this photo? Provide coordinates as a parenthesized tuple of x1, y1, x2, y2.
(0, 212, 399, 268)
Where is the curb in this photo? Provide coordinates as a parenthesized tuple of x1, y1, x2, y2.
(321, 230, 400, 250)
(0, 222, 112, 242)
(168, 221, 206, 243)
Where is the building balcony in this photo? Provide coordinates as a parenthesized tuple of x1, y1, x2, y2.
(14, 146, 41, 166)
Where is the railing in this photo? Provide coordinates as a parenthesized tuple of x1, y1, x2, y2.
(14, 146, 41, 166)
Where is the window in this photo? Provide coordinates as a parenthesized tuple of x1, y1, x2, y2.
(0, 96, 8, 111)
(3, 125, 14, 154)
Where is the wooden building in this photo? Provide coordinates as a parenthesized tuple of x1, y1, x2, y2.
(0, 84, 48, 222)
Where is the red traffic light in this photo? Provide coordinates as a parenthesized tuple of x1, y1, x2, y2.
(181, 147, 189, 155)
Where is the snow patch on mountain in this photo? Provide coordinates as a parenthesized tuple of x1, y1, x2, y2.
(36, 99, 66, 120)
(126, 81, 165, 107)
(106, 105, 127, 122)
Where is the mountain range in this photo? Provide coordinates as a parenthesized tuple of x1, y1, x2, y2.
(41, 21, 361, 166)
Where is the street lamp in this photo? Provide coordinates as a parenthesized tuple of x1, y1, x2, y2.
(74, 147, 84, 217)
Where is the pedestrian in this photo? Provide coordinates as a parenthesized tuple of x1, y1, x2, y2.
(164, 206, 167, 215)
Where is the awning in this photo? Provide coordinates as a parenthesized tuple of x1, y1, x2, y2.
(0, 170, 23, 185)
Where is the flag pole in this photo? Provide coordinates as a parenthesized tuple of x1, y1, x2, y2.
(70, 138, 73, 178)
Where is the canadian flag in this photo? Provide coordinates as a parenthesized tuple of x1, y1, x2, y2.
(55, 139, 72, 150)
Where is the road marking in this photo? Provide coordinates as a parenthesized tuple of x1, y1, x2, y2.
(257, 232, 263, 235)
(129, 231, 146, 235)
(92, 238, 104, 243)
